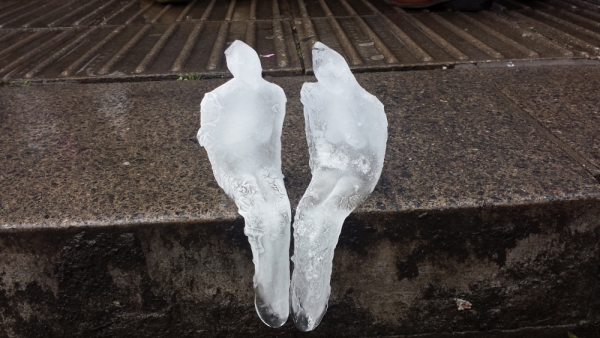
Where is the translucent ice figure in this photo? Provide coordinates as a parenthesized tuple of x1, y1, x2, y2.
(291, 42, 388, 331)
(198, 40, 291, 328)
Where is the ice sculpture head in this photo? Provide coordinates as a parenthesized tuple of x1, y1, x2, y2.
(225, 40, 262, 86)
(312, 42, 358, 91)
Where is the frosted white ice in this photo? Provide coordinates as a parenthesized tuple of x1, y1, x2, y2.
(291, 42, 388, 331)
(197, 40, 291, 328)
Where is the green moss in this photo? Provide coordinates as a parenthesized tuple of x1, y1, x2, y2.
(177, 73, 202, 81)
(0, 80, 31, 87)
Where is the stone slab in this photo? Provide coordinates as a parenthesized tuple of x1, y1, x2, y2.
(1, 70, 598, 229)
(0, 80, 236, 228)
(485, 65, 600, 179)
(0, 68, 599, 337)
(339, 70, 600, 211)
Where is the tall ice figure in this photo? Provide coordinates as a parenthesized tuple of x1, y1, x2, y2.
(197, 40, 291, 328)
(291, 42, 388, 331)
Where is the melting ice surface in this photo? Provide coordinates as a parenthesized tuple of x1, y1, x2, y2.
(197, 40, 291, 328)
(291, 42, 388, 331)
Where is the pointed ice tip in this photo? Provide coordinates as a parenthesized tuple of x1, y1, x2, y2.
(256, 307, 288, 328)
(311, 41, 356, 88)
(255, 294, 288, 328)
(292, 306, 327, 332)
(255, 284, 289, 328)
(290, 282, 328, 332)
(224, 40, 262, 83)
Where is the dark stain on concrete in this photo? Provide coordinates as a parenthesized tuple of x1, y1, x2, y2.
(336, 216, 377, 256)
(0, 200, 598, 337)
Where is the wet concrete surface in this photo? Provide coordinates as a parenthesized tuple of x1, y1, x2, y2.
(1, 68, 599, 228)
(1, 66, 600, 336)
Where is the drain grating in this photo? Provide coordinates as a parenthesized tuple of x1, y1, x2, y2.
(0, 0, 599, 82)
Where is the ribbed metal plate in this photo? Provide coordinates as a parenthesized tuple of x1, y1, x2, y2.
(0, 0, 302, 80)
(294, 0, 600, 73)
(0, 0, 599, 82)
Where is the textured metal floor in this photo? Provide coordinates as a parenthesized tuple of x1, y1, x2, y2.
(0, 0, 599, 82)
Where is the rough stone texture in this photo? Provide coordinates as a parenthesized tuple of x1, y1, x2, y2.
(1, 68, 600, 337)
(486, 65, 600, 177)
(0, 80, 235, 228)
(3, 70, 597, 228)
(1, 202, 599, 337)
(341, 71, 600, 211)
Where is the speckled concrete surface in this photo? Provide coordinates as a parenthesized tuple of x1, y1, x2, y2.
(1, 70, 599, 229)
(0, 80, 235, 229)
(0, 68, 599, 337)
(320, 70, 600, 211)
(486, 65, 600, 177)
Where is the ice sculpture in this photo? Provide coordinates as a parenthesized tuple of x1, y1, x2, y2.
(291, 42, 388, 331)
(197, 40, 291, 328)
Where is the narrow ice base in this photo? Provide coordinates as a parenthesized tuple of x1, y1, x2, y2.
(290, 249, 333, 331)
(248, 224, 290, 328)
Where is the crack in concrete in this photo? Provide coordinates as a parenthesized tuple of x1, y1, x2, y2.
(479, 73, 600, 184)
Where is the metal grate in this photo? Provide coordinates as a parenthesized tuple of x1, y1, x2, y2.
(0, 0, 599, 82)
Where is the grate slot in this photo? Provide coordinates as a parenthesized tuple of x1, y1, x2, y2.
(1, 30, 75, 79)
(25, 27, 101, 79)
(456, 12, 538, 57)
(48, 0, 101, 27)
(0, 1, 54, 28)
(508, 9, 600, 55)
(0, 1, 40, 22)
(22, 0, 78, 28)
(403, 12, 469, 60)
(0, 30, 48, 59)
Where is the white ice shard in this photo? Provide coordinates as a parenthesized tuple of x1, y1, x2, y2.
(197, 40, 291, 328)
(291, 42, 388, 331)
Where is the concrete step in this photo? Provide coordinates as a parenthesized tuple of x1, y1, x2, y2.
(1, 65, 599, 337)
